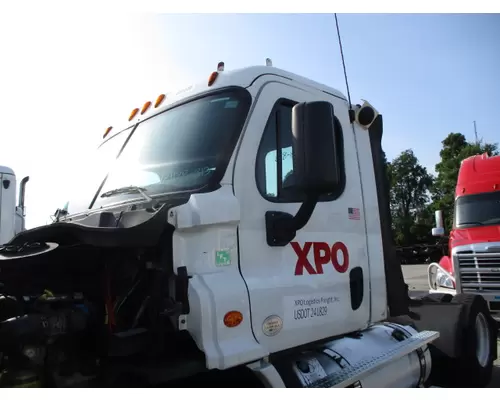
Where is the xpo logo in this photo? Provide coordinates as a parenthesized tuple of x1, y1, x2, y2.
(291, 241, 350, 276)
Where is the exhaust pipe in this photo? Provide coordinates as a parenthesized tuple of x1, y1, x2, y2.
(18, 176, 29, 212)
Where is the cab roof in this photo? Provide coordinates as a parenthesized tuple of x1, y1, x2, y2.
(0, 165, 14, 176)
(102, 64, 348, 142)
(456, 153, 500, 197)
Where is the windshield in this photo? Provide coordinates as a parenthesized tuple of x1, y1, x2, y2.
(90, 88, 251, 210)
(455, 191, 500, 228)
(63, 128, 131, 216)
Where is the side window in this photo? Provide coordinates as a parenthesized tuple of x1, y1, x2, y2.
(255, 99, 345, 203)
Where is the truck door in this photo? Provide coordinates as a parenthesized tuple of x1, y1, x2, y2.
(233, 81, 370, 353)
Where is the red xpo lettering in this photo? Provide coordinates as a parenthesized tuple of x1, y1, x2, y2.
(291, 241, 350, 276)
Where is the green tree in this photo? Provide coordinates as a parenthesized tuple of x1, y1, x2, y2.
(382, 150, 392, 186)
(411, 204, 435, 244)
(432, 133, 499, 231)
(388, 149, 434, 246)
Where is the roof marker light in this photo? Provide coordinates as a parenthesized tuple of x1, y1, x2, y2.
(266, 58, 272, 67)
(208, 61, 225, 87)
(208, 71, 218, 87)
(103, 126, 113, 139)
(129, 108, 139, 121)
(154, 94, 166, 108)
(141, 101, 152, 115)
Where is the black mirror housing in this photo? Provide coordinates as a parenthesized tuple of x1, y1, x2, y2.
(265, 101, 343, 247)
(289, 101, 341, 196)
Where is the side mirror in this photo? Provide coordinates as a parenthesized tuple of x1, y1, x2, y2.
(266, 101, 342, 247)
(432, 227, 445, 237)
(288, 101, 341, 196)
(432, 210, 445, 237)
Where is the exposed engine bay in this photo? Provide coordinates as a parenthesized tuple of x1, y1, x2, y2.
(0, 202, 202, 387)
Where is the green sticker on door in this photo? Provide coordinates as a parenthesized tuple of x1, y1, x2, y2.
(215, 249, 231, 267)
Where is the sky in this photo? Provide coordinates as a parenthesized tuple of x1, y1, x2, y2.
(1, 13, 499, 229)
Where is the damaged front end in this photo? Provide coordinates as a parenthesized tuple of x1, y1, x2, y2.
(0, 203, 196, 387)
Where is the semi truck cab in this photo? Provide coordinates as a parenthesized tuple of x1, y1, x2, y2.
(50, 65, 388, 360)
(0, 166, 29, 245)
(430, 153, 500, 315)
(0, 62, 497, 388)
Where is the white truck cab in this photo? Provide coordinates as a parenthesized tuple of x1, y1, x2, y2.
(178, 67, 387, 361)
(0, 62, 497, 388)
(0, 166, 29, 245)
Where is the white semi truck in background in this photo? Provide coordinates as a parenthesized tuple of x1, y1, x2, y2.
(0, 166, 29, 245)
(0, 62, 497, 388)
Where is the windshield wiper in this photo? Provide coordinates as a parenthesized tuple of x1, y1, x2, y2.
(458, 221, 484, 226)
(482, 217, 500, 225)
(100, 185, 154, 202)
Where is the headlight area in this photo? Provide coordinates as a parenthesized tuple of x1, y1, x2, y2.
(428, 262, 456, 290)
(435, 268, 455, 289)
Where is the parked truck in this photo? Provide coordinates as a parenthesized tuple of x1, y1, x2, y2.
(0, 166, 29, 245)
(0, 62, 497, 388)
(396, 240, 448, 265)
(429, 153, 500, 317)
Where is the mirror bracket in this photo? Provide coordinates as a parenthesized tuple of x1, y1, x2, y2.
(265, 195, 318, 247)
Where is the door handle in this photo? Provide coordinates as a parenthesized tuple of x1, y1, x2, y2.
(349, 267, 364, 311)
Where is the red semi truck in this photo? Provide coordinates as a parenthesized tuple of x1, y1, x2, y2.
(429, 153, 500, 316)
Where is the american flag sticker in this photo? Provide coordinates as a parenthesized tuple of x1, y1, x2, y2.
(348, 207, 361, 220)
